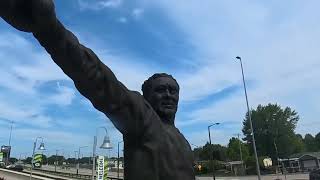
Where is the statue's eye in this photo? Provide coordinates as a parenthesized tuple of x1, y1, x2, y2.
(155, 86, 166, 93)
(170, 89, 177, 94)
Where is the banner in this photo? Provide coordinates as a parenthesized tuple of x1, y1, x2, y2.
(104, 158, 108, 179)
(33, 154, 43, 168)
(97, 156, 104, 180)
(0, 152, 3, 162)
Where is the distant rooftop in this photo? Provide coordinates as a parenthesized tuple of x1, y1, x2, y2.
(289, 152, 320, 159)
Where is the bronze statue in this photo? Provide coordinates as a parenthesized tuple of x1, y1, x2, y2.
(0, 0, 195, 179)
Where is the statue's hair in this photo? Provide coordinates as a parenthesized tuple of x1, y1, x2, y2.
(142, 73, 179, 98)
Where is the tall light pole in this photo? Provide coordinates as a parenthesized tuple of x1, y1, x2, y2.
(77, 146, 88, 175)
(208, 122, 220, 180)
(8, 121, 13, 146)
(235, 56, 261, 180)
(117, 140, 123, 179)
(29, 137, 46, 180)
(92, 127, 112, 180)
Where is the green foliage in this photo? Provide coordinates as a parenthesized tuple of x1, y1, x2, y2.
(47, 155, 65, 165)
(197, 143, 227, 161)
(24, 157, 32, 164)
(66, 158, 77, 164)
(315, 133, 320, 150)
(226, 137, 249, 162)
(242, 103, 302, 160)
(9, 157, 18, 164)
(304, 134, 318, 152)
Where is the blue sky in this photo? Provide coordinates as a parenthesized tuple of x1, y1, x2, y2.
(1, 0, 320, 158)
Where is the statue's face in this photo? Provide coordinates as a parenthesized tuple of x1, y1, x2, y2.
(147, 77, 179, 122)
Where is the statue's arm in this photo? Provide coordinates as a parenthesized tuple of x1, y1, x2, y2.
(0, 0, 153, 136)
(32, 20, 151, 136)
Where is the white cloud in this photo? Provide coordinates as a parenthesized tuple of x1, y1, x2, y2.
(117, 17, 127, 23)
(138, 1, 320, 142)
(0, 32, 77, 129)
(47, 83, 76, 106)
(99, 0, 122, 8)
(78, 0, 122, 11)
(132, 8, 144, 19)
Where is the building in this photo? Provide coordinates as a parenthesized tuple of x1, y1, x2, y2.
(223, 161, 245, 176)
(280, 152, 320, 172)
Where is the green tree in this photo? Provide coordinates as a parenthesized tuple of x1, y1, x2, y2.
(226, 137, 249, 161)
(47, 155, 65, 165)
(24, 157, 32, 164)
(198, 143, 227, 161)
(193, 147, 202, 161)
(242, 103, 301, 160)
(304, 134, 317, 152)
(9, 157, 18, 164)
(314, 133, 320, 151)
(66, 158, 76, 164)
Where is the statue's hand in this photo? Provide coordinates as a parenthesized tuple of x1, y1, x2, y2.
(0, 0, 56, 33)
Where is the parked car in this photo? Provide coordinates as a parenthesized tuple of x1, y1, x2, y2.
(6, 163, 23, 172)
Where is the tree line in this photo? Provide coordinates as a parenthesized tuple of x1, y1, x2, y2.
(194, 103, 319, 166)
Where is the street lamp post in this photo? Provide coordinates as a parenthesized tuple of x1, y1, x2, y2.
(77, 146, 88, 175)
(235, 56, 261, 180)
(91, 127, 112, 180)
(117, 141, 123, 179)
(29, 137, 46, 180)
(8, 121, 13, 146)
(208, 122, 220, 180)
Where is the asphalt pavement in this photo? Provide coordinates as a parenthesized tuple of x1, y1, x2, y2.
(196, 173, 309, 180)
(0, 168, 52, 180)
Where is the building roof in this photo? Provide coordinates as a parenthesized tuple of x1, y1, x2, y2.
(289, 152, 320, 159)
(224, 161, 243, 165)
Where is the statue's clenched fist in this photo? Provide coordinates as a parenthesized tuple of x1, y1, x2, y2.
(0, 0, 56, 33)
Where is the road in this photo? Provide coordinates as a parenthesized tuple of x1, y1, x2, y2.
(196, 173, 309, 180)
(0, 168, 52, 180)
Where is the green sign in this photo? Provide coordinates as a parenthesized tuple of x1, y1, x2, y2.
(33, 154, 43, 168)
(104, 159, 108, 179)
(0, 152, 3, 162)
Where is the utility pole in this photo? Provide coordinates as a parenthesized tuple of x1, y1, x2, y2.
(237, 133, 245, 174)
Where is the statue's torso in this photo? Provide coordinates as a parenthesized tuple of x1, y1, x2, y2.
(123, 113, 195, 180)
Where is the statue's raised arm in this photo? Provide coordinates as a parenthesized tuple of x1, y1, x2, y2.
(0, 0, 152, 136)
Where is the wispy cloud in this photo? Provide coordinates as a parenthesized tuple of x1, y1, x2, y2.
(132, 8, 144, 19)
(117, 17, 127, 23)
(78, 0, 123, 11)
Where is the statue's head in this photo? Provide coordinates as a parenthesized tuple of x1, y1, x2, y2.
(142, 73, 179, 124)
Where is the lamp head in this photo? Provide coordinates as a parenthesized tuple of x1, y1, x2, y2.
(236, 56, 241, 60)
(100, 135, 112, 149)
(38, 142, 46, 150)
